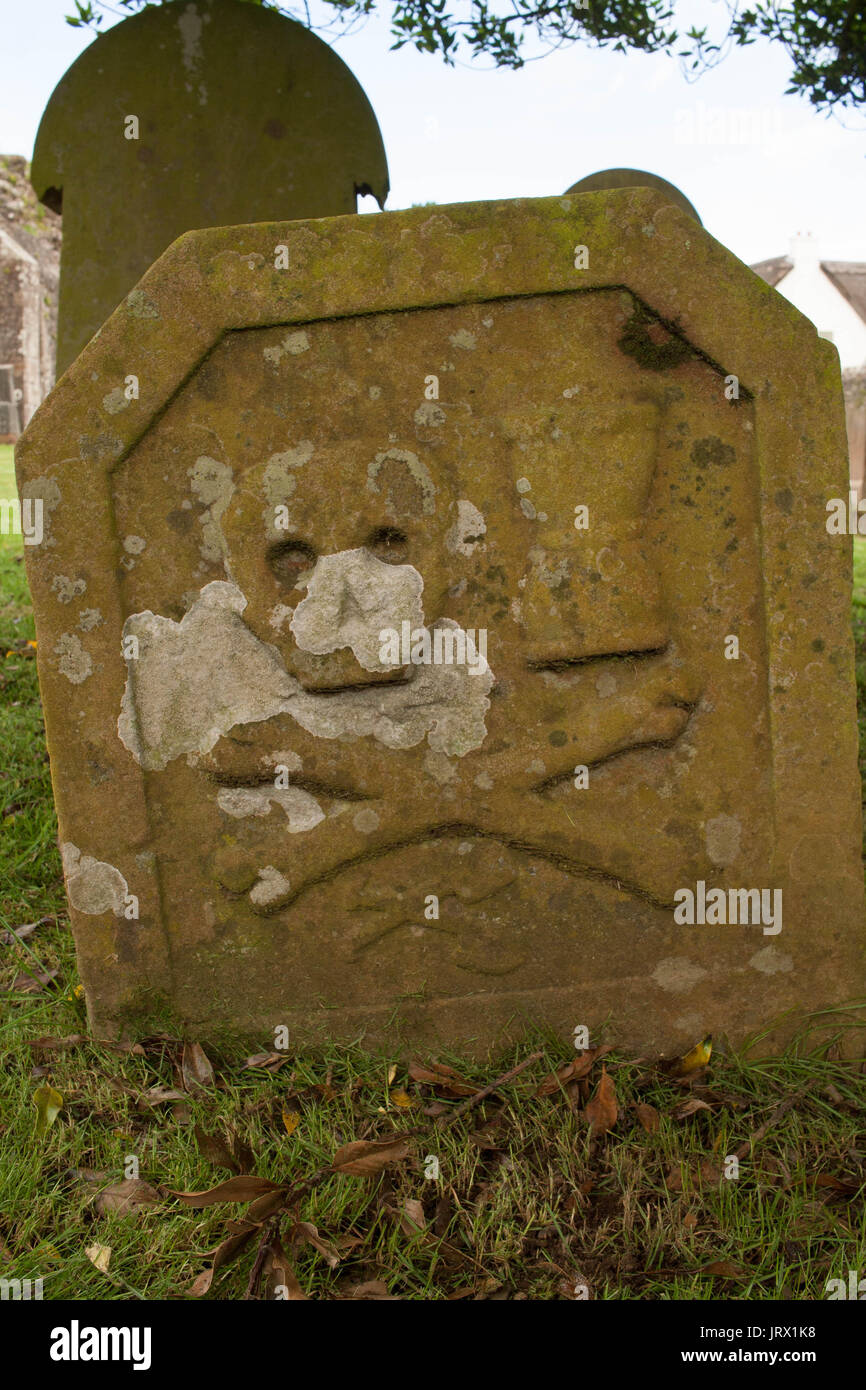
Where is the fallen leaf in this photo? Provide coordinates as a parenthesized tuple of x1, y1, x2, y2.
(814, 1174, 860, 1195)
(281, 1108, 300, 1138)
(674, 1097, 714, 1119)
(28, 1035, 86, 1051)
(194, 1125, 240, 1174)
(0, 917, 56, 945)
(400, 1199, 426, 1236)
(290, 1222, 340, 1268)
(231, 1132, 256, 1174)
(33, 1083, 63, 1137)
(139, 1086, 186, 1105)
(13, 969, 59, 994)
(85, 1244, 111, 1274)
(181, 1042, 215, 1093)
(264, 1235, 307, 1300)
(241, 1052, 289, 1072)
(94, 1179, 160, 1215)
(170, 1175, 283, 1207)
(672, 1035, 713, 1076)
(188, 1224, 257, 1297)
(390, 1089, 415, 1109)
(701, 1260, 745, 1278)
(408, 1058, 478, 1097)
(387, 1063, 398, 1085)
(584, 1066, 617, 1135)
(634, 1102, 660, 1133)
(345, 1279, 399, 1300)
(535, 1045, 613, 1096)
(245, 1187, 290, 1223)
(332, 1135, 411, 1176)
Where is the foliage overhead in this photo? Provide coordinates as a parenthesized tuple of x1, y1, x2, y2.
(63, 0, 866, 116)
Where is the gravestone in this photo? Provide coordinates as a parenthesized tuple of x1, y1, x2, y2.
(17, 189, 865, 1051)
(0, 364, 21, 441)
(0, 225, 42, 433)
(566, 169, 701, 224)
(31, 0, 389, 375)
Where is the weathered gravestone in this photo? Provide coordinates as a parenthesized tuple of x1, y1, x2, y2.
(31, 0, 389, 375)
(16, 189, 866, 1050)
(566, 170, 701, 225)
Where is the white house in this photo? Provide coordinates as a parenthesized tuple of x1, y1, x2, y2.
(752, 235, 866, 498)
(751, 234, 866, 368)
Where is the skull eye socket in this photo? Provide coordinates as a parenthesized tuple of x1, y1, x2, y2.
(367, 527, 409, 565)
(267, 539, 317, 587)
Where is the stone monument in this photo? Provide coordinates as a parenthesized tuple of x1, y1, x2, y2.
(566, 169, 701, 224)
(16, 188, 865, 1050)
(31, 0, 389, 374)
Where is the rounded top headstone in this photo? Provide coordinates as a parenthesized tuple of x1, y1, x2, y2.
(565, 169, 701, 225)
(32, 0, 390, 372)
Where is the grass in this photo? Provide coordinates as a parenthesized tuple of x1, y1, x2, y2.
(0, 445, 20, 551)
(0, 537, 863, 1302)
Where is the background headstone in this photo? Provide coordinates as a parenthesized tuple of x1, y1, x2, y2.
(0, 154, 60, 416)
(17, 190, 865, 1051)
(31, 0, 389, 374)
(0, 364, 21, 441)
(566, 169, 701, 224)
(0, 226, 43, 434)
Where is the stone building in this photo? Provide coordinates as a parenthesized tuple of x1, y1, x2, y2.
(0, 154, 61, 439)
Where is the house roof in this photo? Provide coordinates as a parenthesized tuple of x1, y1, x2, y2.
(751, 252, 866, 325)
(751, 255, 793, 288)
(821, 263, 866, 325)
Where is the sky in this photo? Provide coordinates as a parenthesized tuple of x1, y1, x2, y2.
(1, 0, 865, 267)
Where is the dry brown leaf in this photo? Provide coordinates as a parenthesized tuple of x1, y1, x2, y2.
(584, 1065, 618, 1135)
(390, 1089, 415, 1109)
(332, 1135, 411, 1176)
(170, 1175, 282, 1207)
(701, 1260, 745, 1278)
(408, 1059, 478, 1097)
(634, 1102, 660, 1133)
(194, 1125, 240, 1174)
(0, 916, 56, 945)
(28, 1035, 86, 1051)
(674, 1097, 714, 1119)
(188, 1224, 258, 1297)
(290, 1221, 340, 1268)
(245, 1187, 289, 1223)
(181, 1042, 215, 1093)
(345, 1279, 399, 1300)
(13, 969, 59, 994)
(400, 1199, 426, 1236)
(814, 1174, 860, 1195)
(85, 1243, 111, 1273)
(94, 1179, 161, 1215)
(535, 1045, 613, 1097)
(264, 1235, 307, 1300)
(240, 1052, 289, 1072)
(140, 1085, 185, 1105)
